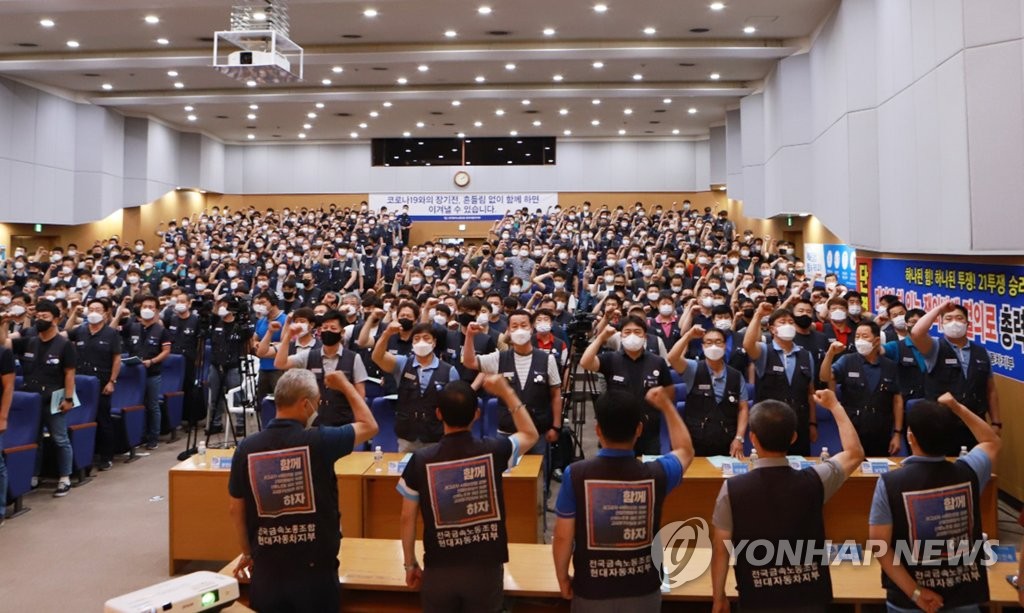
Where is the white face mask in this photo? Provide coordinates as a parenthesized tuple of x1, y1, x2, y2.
(648, 292, 661, 302)
(555, 301, 566, 311)
(96, 290, 109, 299)
(892, 315, 907, 330)
(553, 281, 565, 289)
(775, 324, 797, 341)
(509, 328, 532, 346)
(174, 303, 189, 313)
(848, 303, 862, 316)
(87, 311, 105, 325)
(701, 297, 714, 308)
(621, 333, 646, 353)
(218, 307, 229, 318)
(195, 283, 207, 292)
(412, 341, 434, 357)
(479, 281, 492, 289)
(509, 285, 522, 295)
(855, 339, 874, 356)
(535, 321, 552, 334)
(829, 309, 847, 322)
(659, 304, 674, 316)
(703, 345, 725, 361)
(433, 314, 447, 326)
(943, 320, 967, 339)
(714, 319, 732, 331)
(477, 313, 490, 325)
(10, 305, 26, 316)
(139, 308, 155, 320)
(253, 304, 268, 316)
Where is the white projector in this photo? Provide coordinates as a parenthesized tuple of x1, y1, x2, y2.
(104, 571, 239, 613)
(227, 49, 291, 72)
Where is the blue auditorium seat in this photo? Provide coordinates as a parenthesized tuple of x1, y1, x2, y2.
(657, 405, 681, 455)
(110, 363, 146, 459)
(3, 391, 42, 516)
(472, 399, 485, 438)
(369, 397, 398, 452)
(673, 382, 688, 403)
(160, 354, 186, 437)
(67, 375, 100, 482)
(669, 369, 684, 386)
(260, 398, 277, 428)
(811, 404, 841, 457)
(482, 397, 500, 439)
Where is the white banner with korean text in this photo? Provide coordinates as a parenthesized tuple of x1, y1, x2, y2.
(370, 193, 559, 221)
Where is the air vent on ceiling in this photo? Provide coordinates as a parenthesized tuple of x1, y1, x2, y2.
(649, 121, 661, 124)
(654, 109, 667, 113)
(196, 36, 215, 43)
(487, 30, 511, 36)
(16, 43, 39, 47)
(689, 28, 710, 33)
(272, 134, 281, 138)
(216, 115, 229, 119)
(430, 111, 444, 116)
(644, 130, 655, 134)
(443, 122, 455, 126)
(371, 66, 388, 71)
(335, 112, 351, 117)
(679, 62, 696, 67)
(341, 34, 363, 39)
(83, 73, 101, 77)
(524, 109, 539, 114)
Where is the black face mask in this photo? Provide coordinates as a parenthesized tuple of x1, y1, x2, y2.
(765, 295, 780, 306)
(398, 318, 414, 331)
(283, 291, 294, 299)
(320, 330, 342, 346)
(793, 314, 813, 329)
(742, 308, 755, 320)
(457, 312, 476, 327)
(35, 320, 54, 332)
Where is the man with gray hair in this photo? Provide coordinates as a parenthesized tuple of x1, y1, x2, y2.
(228, 369, 378, 612)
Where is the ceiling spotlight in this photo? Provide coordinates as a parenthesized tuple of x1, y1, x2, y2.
(315, 102, 325, 109)
(444, 29, 457, 38)
(167, 70, 179, 77)
(632, 73, 643, 80)
(303, 123, 312, 129)
(623, 108, 633, 115)
(382, 101, 392, 107)
(559, 109, 569, 115)
(144, 15, 160, 24)
(298, 133, 307, 139)
(187, 114, 197, 122)
(247, 113, 257, 120)
(593, 4, 608, 13)
(249, 104, 259, 110)
(592, 61, 604, 69)
(246, 80, 257, 87)
(173, 82, 185, 89)
(495, 109, 505, 116)
(370, 110, 379, 117)
(363, 8, 378, 17)
(743, 25, 757, 34)
(475, 75, 486, 83)
(688, 107, 698, 114)
(618, 129, 627, 135)
(350, 132, 359, 138)
(39, 18, 55, 27)
(101, 83, 113, 91)
(307, 112, 317, 118)
(663, 98, 672, 104)
(543, 27, 556, 36)
(591, 119, 600, 126)
(553, 74, 563, 82)
(474, 120, 483, 127)
(510, 130, 518, 136)
(321, 78, 332, 85)
(418, 64, 429, 72)
(396, 77, 408, 84)
(184, 105, 194, 112)
(672, 128, 681, 134)
(359, 122, 368, 128)
(478, 5, 492, 15)
(505, 63, 516, 71)
(156, 38, 170, 45)
(709, 72, 721, 80)
(532, 120, 542, 127)
(247, 134, 256, 140)
(643, 27, 657, 35)
(416, 121, 425, 128)
(403, 131, 411, 137)
(457, 132, 466, 138)
(332, 66, 344, 74)
(710, 2, 725, 10)
(563, 129, 572, 136)
(521, 99, 530, 105)
(592, 99, 601, 105)
(252, 11, 267, 21)
(452, 100, 461, 106)
(66, 40, 80, 48)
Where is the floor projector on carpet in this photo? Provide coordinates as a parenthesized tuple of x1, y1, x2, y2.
(104, 572, 239, 613)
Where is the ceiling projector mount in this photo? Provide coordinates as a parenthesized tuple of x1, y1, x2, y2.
(212, 0, 304, 85)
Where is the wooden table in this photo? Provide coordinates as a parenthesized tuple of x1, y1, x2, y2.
(661, 458, 999, 544)
(167, 449, 374, 574)
(360, 452, 543, 543)
(219, 539, 1022, 613)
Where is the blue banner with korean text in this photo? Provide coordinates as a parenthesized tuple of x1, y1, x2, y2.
(869, 258, 1024, 381)
(370, 193, 559, 221)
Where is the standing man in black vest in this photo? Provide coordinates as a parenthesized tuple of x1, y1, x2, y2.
(373, 321, 459, 452)
(0, 300, 77, 497)
(910, 300, 1001, 456)
(165, 292, 201, 426)
(710, 390, 864, 613)
(868, 395, 999, 613)
(743, 302, 818, 455)
(275, 310, 368, 426)
(228, 369, 378, 613)
(667, 326, 749, 457)
(397, 376, 538, 613)
(206, 297, 254, 435)
(552, 386, 694, 611)
(123, 295, 171, 449)
(581, 315, 674, 456)
(820, 321, 903, 457)
(69, 298, 122, 470)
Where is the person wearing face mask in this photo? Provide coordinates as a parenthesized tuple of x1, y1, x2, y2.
(164, 293, 202, 426)
(120, 296, 172, 449)
(791, 298, 830, 390)
(581, 316, 675, 456)
(0, 300, 77, 497)
(228, 369, 378, 613)
(532, 309, 567, 371)
(252, 292, 288, 403)
(743, 302, 818, 456)
(910, 300, 1002, 456)
(440, 297, 496, 385)
(845, 291, 870, 327)
(882, 307, 928, 403)
(276, 310, 368, 427)
(650, 295, 682, 350)
(463, 312, 563, 465)
(373, 321, 459, 452)
(818, 297, 855, 354)
(667, 326, 750, 458)
(207, 298, 255, 435)
(820, 321, 903, 457)
(68, 298, 122, 470)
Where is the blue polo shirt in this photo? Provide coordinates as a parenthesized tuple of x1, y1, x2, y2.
(390, 354, 460, 392)
(554, 448, 684, 518)
(254, 311, 287, 371)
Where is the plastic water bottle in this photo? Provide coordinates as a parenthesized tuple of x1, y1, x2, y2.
(959, 446, 968, 458)
(819, 447, 830, 464)
(373, 445, 384, 473)
(196, 440, 207, 466)
(749, 448, 759, 468)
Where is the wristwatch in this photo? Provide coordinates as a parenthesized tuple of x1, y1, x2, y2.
(734, 436, 743, 442)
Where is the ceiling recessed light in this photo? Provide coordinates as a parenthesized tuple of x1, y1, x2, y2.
(743, 25, 757, 34)
(315, 102, 325, 109)
(505, 63, 516, 71)
(623, 108, 633, 115)
(144, 15, 160, 24)
(298, 132, 307, 139)
(247, 113, 257, 120)
(246, 80, 257, 87)
(532, 120, 542, 127)
(553, 74, 563, 82)
(593, 4, 608, 13)
(397, 77, 408, 84)
(363, 8, 378, 18)
(402, 131, 411, 137)
(249, 104, 259, 110)
(475, 75, 486, 83)
(303, 123, 312, 129)
(307, 112, 317, 119)
(66, 40, 80, 48)
(559, 108, 569, 116)
(563, 129, 572, 136)
(252, 11, 267, 21)
(592, 99, 601, 105)
(382, 101, 392, 107)
(592, 61, 604, 69)
(247, 133, 256, 140)
(444, 29, 457, 38)
(39, 18, 55, 28)
(321, 78, 332, 85)
(350, 132, 359, 138)
(643, 26, 657, 35)
(710, 2, 725, 10)
(632, 73, 643, 81)
(184, 105, 194, 111)
(174, 81, 185, 89)
(101, 83, 113, 91)
(474, 120, 483, 127)
(451, 100, 461, 106)
(187, 114, 197, 122)
(709, 72, 721, 80)
(688, 107, 698, 114)
(359, 122, 368, 128)
(591, 119, 600, 126)
(156, 38, 170, 45)
(418, 64, 429, 72)
(416, 121, 425, 128)
(478, 5, 492, 15)
(663, 98, 672, 104)
(543, 27, 556, 36)
(331, 66, 344, 75)
(495, 109, 505, 116)
(167, 70, 179, 77)
(672, 128, 681, 134)
(370, 111, 379, 117)
(521, 99, 531, 105)
(510, 130, 518, 136)
(457, 132, 466, 138)
(618, 129, 627, 135)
